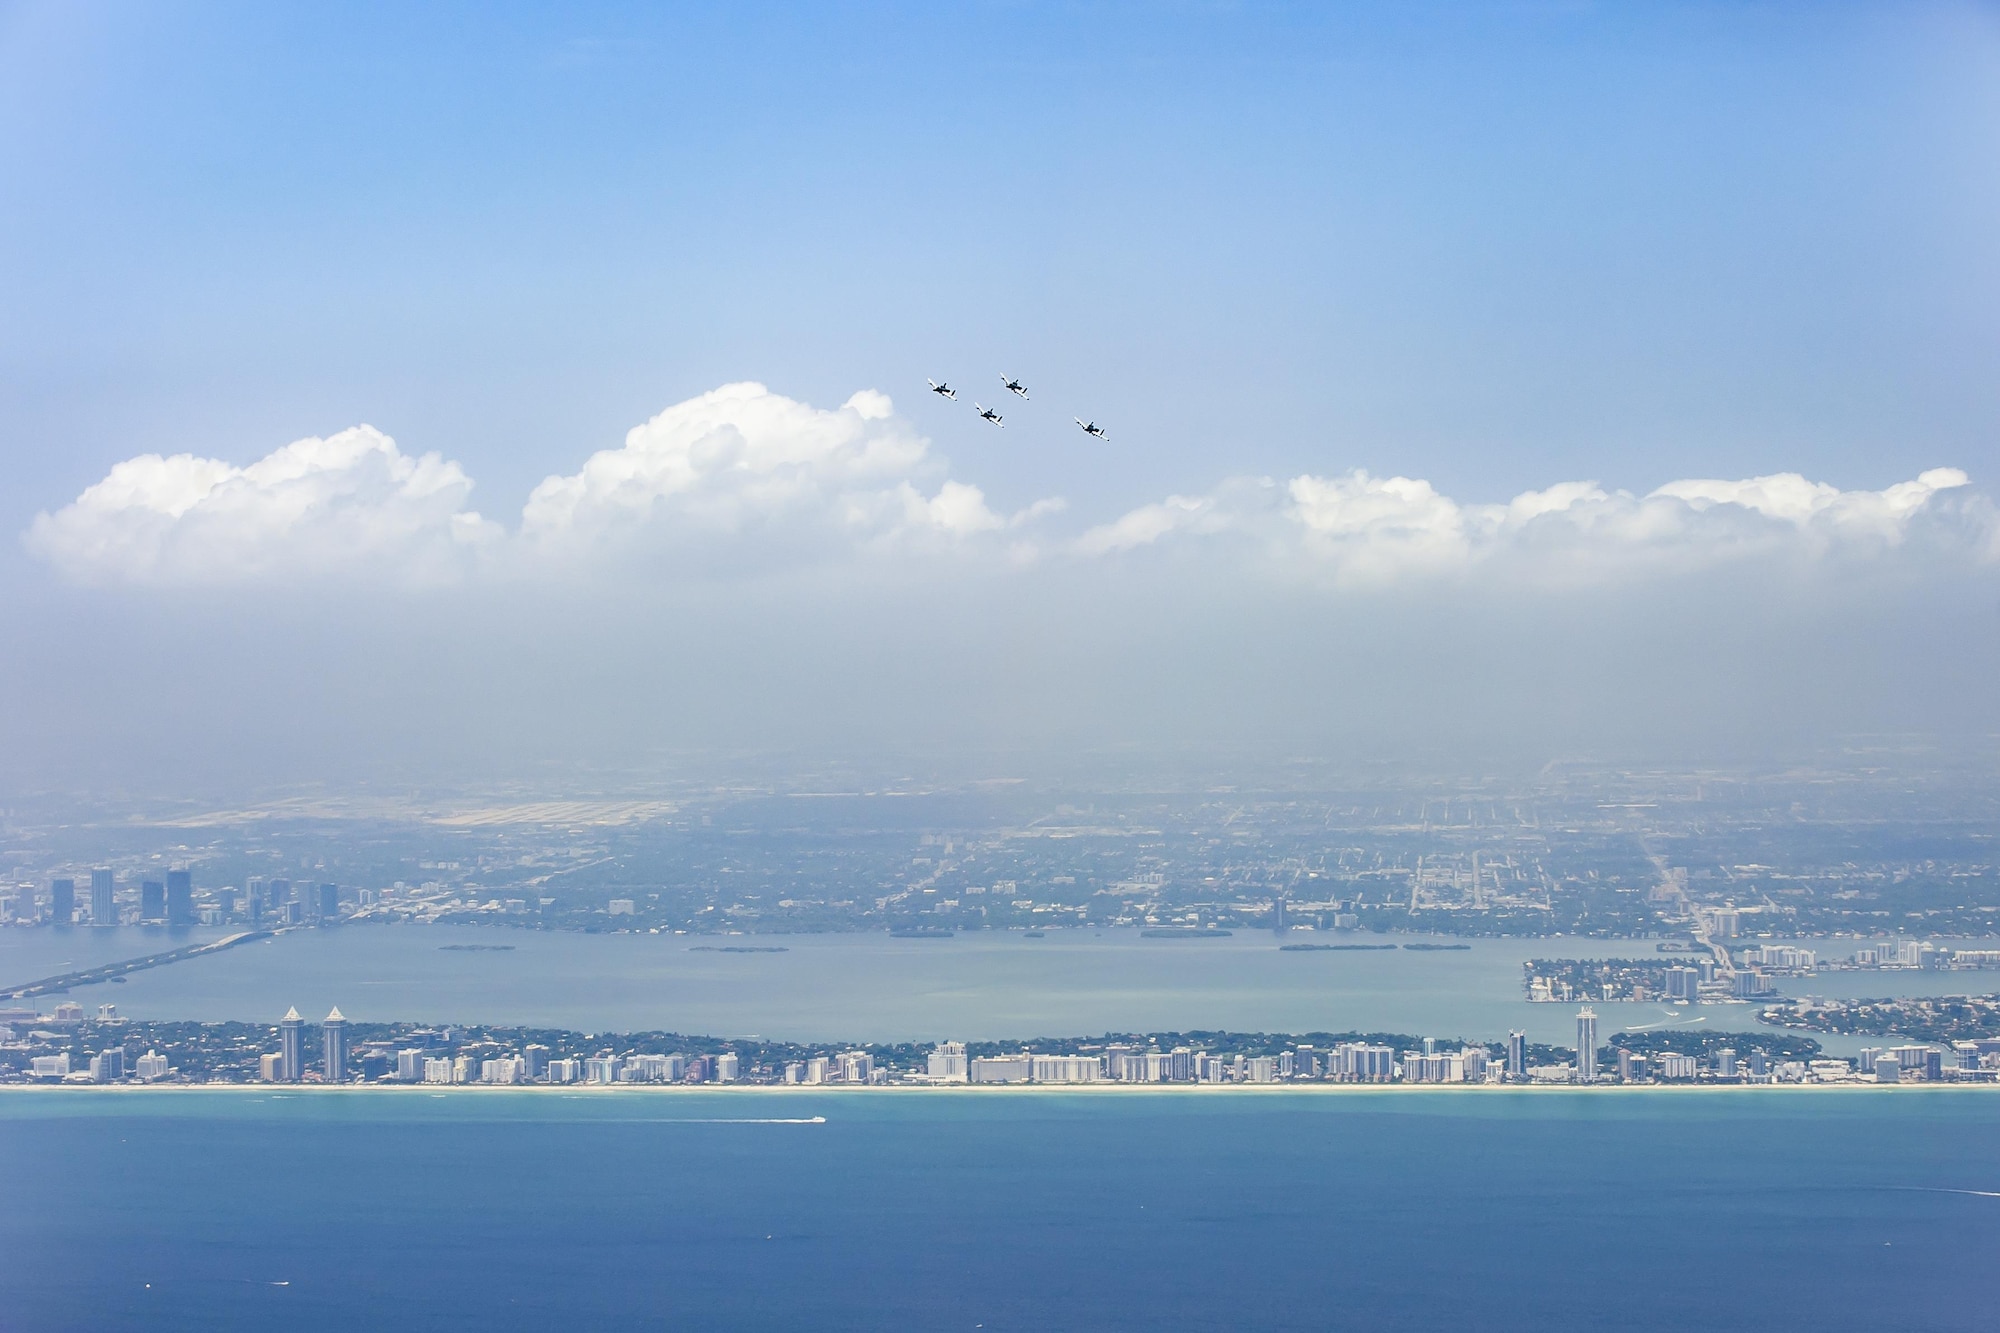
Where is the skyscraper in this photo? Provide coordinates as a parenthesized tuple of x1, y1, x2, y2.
(317, 883, 340, 919)
(166, 870, 193, 925)
(50, 879, 75, 924)
(279, 1007, 305, 1082)
(141, 880, 165, 921)
(1507, 1030, 1526, 1081)
(91, 869, 114, 924)
(1576, 1007, 1599, 1084)
(322, 1007, 348, 1082)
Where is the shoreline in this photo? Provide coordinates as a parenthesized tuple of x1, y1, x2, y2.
(0, 1080, 1981, 1096)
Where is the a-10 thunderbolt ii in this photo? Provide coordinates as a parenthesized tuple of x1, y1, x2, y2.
(1001, 376, 1029, 399)
(927, 379, 957, 400)
(1075, 419, 1108, 439)
(975, 404, 1005, 427)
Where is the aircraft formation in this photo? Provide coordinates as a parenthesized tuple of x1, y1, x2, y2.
(927, 376, 1109, 441)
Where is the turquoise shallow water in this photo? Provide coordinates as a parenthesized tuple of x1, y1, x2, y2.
(2, 1089, 1997, 1331)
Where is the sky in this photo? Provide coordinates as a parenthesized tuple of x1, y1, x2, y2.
(2, 1, 1998, 791)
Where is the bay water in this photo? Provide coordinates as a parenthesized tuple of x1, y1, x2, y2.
(8, 925, 1994, 1052)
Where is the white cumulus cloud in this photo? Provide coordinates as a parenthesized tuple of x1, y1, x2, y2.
(517, 382, 1020, 569)
(24, 426, 500, 586)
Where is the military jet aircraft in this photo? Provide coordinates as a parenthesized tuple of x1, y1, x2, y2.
(927, 379, 957, 400)
(975, 404, 1005, 427)
(1001, 376, 1029, 399)
(1075, 419, 1108, 439)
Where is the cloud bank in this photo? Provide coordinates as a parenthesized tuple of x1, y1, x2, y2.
(1079, 466, 1988, 585)
(24, 382, 1996, 590)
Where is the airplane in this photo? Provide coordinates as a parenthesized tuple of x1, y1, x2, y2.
(975, 404, 1004, 427)
(1001, 376, 1029, 399)
(1076, 419, 1108, 439)
(927, 379, 957, 400)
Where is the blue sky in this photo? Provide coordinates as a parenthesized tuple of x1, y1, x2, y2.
(3, 2, 1997, 784)
(7, 2, 1996, 516)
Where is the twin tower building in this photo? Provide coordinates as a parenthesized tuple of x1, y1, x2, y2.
(261, 1007, 347, 1083)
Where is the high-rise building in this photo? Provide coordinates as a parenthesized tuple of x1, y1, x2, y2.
(279, 1007, 305, 1082)
(523, 1044, 551, 1080)
(1029, 1054, 1101, 1083)
(322, 1007, 348, 1082)
(1576, 1007, 1599, 1083)
(258, 1053, 284, 1081)
(1330, 1042, 1396, 1083)
(926, 1041, 968, 1082)
(166, 870, 193, 925)
(481, 1057, 522, 1084)
(1507, 1030, 1527, 1081)
(140, 881, 165, 921)
(317, 883, 339, 919)
(715, 1051, 740, 1082)
(1715, 1048, 1737, 1079)
(91, 869, 114, 924)
(50, 879, 75, 923)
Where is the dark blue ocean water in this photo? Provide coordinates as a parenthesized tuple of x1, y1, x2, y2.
(2, 1089, 1997, 1331)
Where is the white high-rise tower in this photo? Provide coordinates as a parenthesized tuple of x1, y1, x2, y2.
(1576, 1007, 1599, 1084)
(278, 1007, 305, 1082)
(323, 1007, 348, 1083)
